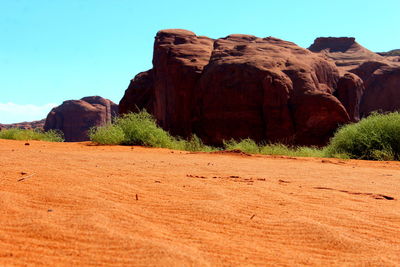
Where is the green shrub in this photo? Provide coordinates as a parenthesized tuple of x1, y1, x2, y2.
(89, 111, 216, 152)
(0, 128, 64, 142)
(90, 111, 177, 147)
(114, 112, 177, 147)
(88, 124, 125, 145)
(325, 112, 400, 160)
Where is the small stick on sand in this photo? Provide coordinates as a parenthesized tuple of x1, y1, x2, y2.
(135, 194, 139, 201)
(17, 173, 35, 182)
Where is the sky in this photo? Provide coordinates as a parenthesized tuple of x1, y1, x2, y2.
(0, 0, 399, 123)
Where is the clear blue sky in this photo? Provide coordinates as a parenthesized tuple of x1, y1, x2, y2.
(1, 0, 399, 123)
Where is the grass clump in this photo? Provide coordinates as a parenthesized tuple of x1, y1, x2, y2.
(223, 138, 260, 154)
(223, 138, 325, 157)
(89, 111, 215, 152)
(260, 144, 325, 158)
(176, 135, 215, 152)
(0, 128, 64, 142)
(325, 112, 400, 160)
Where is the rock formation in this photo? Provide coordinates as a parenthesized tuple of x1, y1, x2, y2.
(152, 30, 214, 137)
(377, 49, 400, 62)
(309, 37, 400, 118)
(308, 37, 387, 73)
(44, 96, 118, 142)
(120, 30, 351, 146)
(119, 70, 154, 115)
(0, 119, 46, 130)
(335, 73, 365, 122)
(356, 64, 400, 117)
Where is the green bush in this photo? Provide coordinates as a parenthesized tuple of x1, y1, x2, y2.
(115, 112, 176, 147)
(325, 112, 400, 160)
(0, 128, 64, 142)
(89, 111, 215, 152)
(88, 124, 125, 145)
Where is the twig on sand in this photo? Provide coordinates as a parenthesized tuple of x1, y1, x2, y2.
(250, 214, 256, 220)
(135, 194, 139, 201)
(17, 173, 35, 182)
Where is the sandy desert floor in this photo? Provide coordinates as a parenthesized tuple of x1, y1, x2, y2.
(0, 139, 400, 266)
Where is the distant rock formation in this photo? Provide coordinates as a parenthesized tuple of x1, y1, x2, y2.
(309, 37, 400, 118)
(120, 29, 350, 146)
(377, 49, 400, 57)
(308, 37, 388, 73)
(44, 96, 118, 142)
(378, 49, 400, 63)
(0, 119, 45, 130)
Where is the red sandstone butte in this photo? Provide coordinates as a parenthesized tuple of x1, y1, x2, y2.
(120, 30, 350, 146)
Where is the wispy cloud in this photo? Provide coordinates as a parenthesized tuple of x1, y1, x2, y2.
(0, 102, 57, 124)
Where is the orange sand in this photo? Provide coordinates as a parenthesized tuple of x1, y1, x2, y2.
(0, 139, 399, 266)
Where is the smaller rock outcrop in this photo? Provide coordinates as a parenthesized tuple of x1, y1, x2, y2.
(44, 96, 118, 142)
(349, 61, 389, 82)
(357, 65, 400, 117)
(290, 91, 350, 146)
(336, 73, 365, 122)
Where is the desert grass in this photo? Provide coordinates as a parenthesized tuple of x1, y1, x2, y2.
(0, 128, 64, 142)
(224, 139, 325, 158)
(90, 110, 400, 161)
